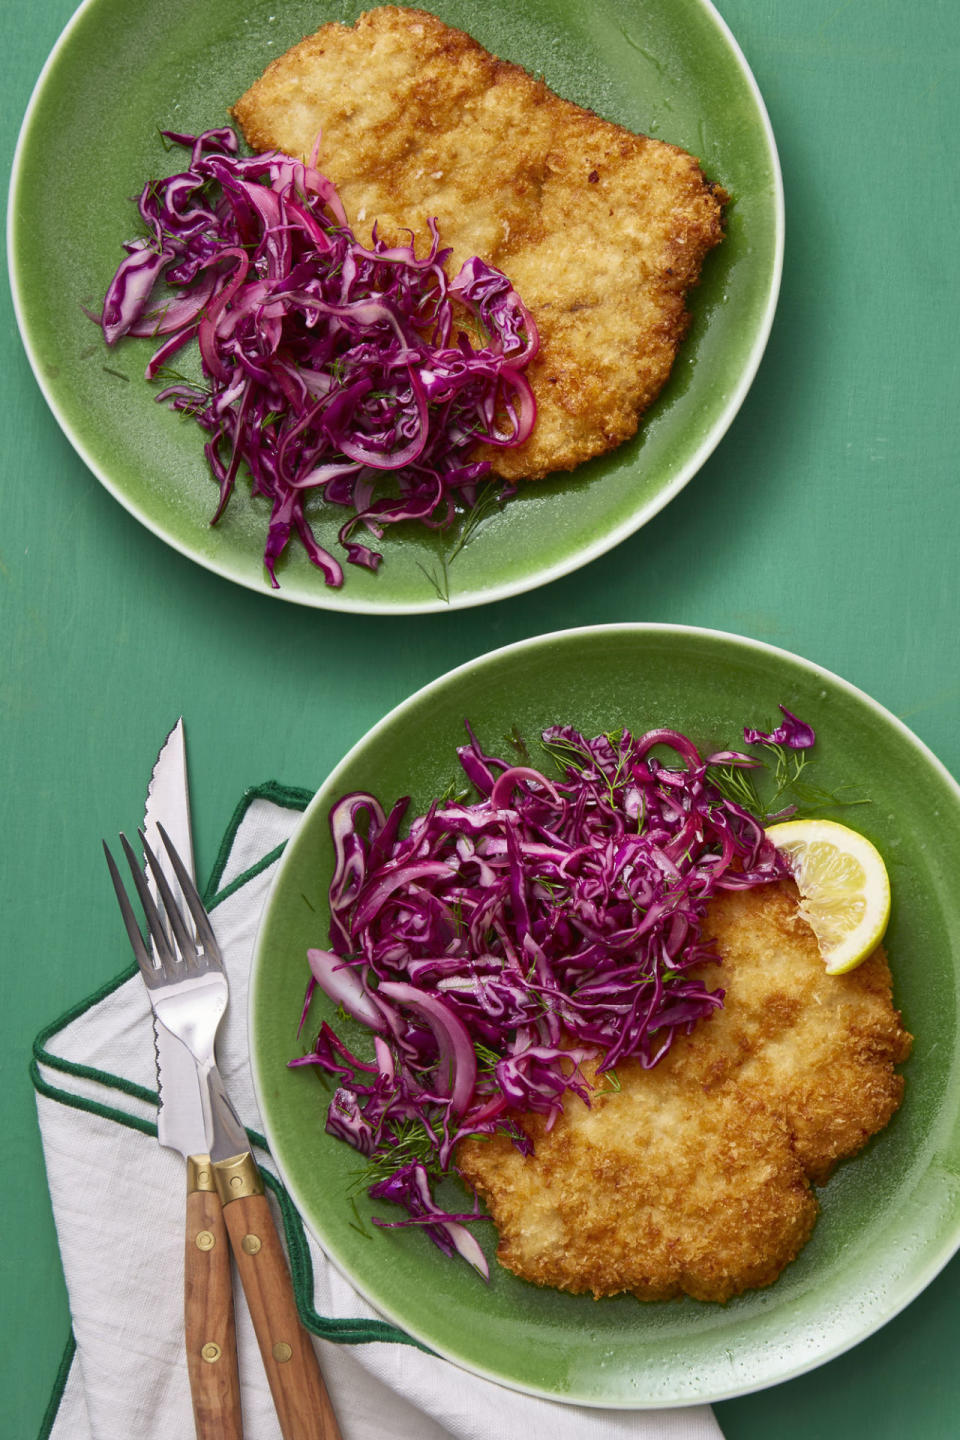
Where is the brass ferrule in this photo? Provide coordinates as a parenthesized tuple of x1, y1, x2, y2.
(186, 1155, 215, 1195)
(212, 1150, 264, 1206)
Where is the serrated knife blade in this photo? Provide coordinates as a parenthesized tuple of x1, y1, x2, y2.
(144, 718, 207, 1159)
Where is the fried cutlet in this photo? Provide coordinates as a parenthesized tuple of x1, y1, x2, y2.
(456, 881, 912, 1303)
(232, 6, 726, 481)
(696, 882, 912, 1184)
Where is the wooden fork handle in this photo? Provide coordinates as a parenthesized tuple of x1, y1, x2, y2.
(219, 1188, 342, 1440)
(185, 1158, 243, 1439)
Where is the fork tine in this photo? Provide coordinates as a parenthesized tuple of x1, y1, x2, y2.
(118, 832, 178, 969)
(156, 822, 221, 960)
(102, 840, 155, 977)
(139, 828, 197, 965)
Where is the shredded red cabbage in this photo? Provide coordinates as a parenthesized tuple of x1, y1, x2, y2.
(95, 128, 538, 587)
(367, 1161, 488, 1278)
(295, 720, 795, 1273)
(744, 705, 816, 750)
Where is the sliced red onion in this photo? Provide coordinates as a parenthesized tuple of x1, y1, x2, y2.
(377, 981, 477, 1121)
(306, 949, 388, 1033)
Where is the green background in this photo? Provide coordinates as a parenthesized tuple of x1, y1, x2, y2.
(1, 0, 957, 1436)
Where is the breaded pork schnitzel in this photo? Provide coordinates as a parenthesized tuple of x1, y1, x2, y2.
(232, 7, 726, 481)
(456, 881, 912, 1303)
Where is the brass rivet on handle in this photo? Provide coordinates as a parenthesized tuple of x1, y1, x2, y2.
(241, 1233, 262, 1255)
(195, 1230, 216, 1252)
(201, 1343, 222, 1364)
(273, 1342, 293, 1363)
(212, 1151, 264, 1205)
(186, 1156, 217, 1195)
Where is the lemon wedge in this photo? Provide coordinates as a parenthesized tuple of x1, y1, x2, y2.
(764, 819, 891, 974)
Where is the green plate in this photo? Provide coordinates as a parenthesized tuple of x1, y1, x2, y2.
(251, 625, 960, 1406)
(9, 0, 781, 613)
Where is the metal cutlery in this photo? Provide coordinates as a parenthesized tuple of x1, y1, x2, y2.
(105, 822, 343, 1440)
(143, 720, 242, 1438)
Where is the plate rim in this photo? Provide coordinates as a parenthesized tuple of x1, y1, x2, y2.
(7, 0, 784, 615)
(249, 622, 960, 1406)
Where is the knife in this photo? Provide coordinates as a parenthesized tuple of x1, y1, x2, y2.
(144, 719, 243, 1439)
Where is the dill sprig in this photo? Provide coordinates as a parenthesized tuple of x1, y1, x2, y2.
(540, 729, 629, 805)
(473, 1042, 502, 1074)
(504, 724, 529, 761)
(348, 1118, 444, 1196)
(437, 775, 472, 805)
(416, 481, 507, 603)
(150, 363, 200, 387)
(708, 762, 764, 815)
(707, 742, 869, 821)
(787, 774, 870, 813)
(539, 732, 592, 776)
(415, 558, 450, 604)
(347, 1195, 372, 1238)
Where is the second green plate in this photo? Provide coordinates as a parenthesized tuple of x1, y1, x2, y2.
(251, 626, 960, 1405)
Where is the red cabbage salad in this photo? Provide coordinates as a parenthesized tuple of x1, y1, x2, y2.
(294, 712, 816, 1277)
(95, 128, 538, 588)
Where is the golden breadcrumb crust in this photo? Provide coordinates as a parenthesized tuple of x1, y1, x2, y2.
(232, 6, 726, 480)
(457, 881, 911, 1303)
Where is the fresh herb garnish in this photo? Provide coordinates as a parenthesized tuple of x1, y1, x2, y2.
(709, 741, 868, 821)
(348, 1118, 444, 1195)
(415, 481, 507, 603)
(504, 724, 529, 761)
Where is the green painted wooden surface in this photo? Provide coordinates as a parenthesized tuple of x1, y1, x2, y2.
(1, 0, 957, 1435)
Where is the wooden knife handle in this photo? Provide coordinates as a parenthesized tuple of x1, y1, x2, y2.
(185, 1162, 243, 1439)
(221, 1190, 342, 1440)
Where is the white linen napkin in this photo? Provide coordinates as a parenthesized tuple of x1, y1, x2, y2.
(32, 786, 724, 1440)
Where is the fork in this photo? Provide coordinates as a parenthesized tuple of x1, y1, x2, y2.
(105, 826, 343, 1440)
